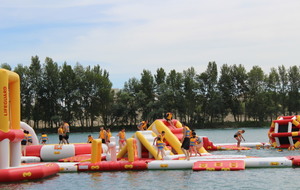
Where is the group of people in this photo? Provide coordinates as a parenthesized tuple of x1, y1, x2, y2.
(57, 121, 70, 144)
(87, 127, 127, 153)
(151, 124, 203, 160)
(21, 130, 33, 156)
(180, 123, 203, 161)
(23, 113, 245, 160)
(86, 127, 112, 145)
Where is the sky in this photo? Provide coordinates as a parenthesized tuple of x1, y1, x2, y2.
(1, 1, 300, 88)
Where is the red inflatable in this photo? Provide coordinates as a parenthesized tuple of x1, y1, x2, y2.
(0, 163, 60, 182)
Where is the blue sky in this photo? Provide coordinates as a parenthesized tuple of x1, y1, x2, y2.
(1, 1, 300, 88)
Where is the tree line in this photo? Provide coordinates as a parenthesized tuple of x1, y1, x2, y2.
(1, 56, 300, 130)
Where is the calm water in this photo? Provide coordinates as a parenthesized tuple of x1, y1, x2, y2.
(2, 127, 300, 190)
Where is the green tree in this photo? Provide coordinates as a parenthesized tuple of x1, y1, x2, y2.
(59, 62, 77, 124)
(231, 64, 248, 121)
(265, 68, 280, 121)
(0, 63, 11, 70)
(278, 65, 288, 115)
(28, 55, 43, 128)
(40, 57, 61, 128)
(182, 67, 198, 123)
(14, 64, 31, 122)
(287, 65, 300, 115)
(246, 66, 266, 122)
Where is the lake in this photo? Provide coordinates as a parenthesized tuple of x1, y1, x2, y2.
(1, 127, 300, 190)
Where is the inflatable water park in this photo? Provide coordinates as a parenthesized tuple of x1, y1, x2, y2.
(1, 68, 300, 183)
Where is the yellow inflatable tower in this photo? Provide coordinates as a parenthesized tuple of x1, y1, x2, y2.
(0, 69, 22, 169)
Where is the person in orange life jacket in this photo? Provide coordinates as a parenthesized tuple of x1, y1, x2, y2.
(195, 133, 203, 156)
(180, 123, 191, 161)
(117, 128, 126, 151)
(63, 121, 70, 144)
(137, 120, 148, 131)
(190, 132, 202, 156)
(164, 112, 176, 129)
(99, 127, 107, 144)
(58, 125, 66, 144)
(40, 132, 48, 145)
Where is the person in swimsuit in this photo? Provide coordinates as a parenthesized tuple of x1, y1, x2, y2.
(190, 132, 202, 156)
(165, 112, 176, 129)
(117, 128, 126, 151)
(234, 130, 245, 147)
(105, 128, 112, 153)
(153, 131, 166, 145)
(180, 123, 191, 161)
(63, 121, 70, 144)
(58, 125, 66, 144)
(98, 127, 107, 144)
(156, 137, 166, 159)
(40, 132, 48, 145)
(189, 133, 197, 156)
(87, 135, 94, 143)
(137, 120, 148, 131)
(21, 130, 28, 156)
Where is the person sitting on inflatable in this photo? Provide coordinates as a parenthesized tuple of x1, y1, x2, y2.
(137, 120, 148, 131)
(164, 112, 176, 129)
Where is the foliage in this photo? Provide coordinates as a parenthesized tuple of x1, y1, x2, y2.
(1, 58, 300, 129)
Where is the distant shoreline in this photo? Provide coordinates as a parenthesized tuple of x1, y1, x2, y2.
(33, 121, 270, 134)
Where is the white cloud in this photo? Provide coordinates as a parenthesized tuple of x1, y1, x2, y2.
(1, 0, 300, 88)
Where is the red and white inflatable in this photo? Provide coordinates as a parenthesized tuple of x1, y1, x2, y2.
(268, 115, 300, 149)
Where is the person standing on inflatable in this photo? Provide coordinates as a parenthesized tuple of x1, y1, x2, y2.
(58, 125, 66, 144)
(234, 130, 245, 147)
(156, 137, 166, 159)
(98, 127, 107, 144)
(40, 132, 48, 145)
(63, 121, 70, 144)
(117, 128, 126, 151)
(181, 123, 191, 161)
(165, 112, 176, 129)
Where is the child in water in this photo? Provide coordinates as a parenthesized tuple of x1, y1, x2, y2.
(234, 130, 245, 147)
